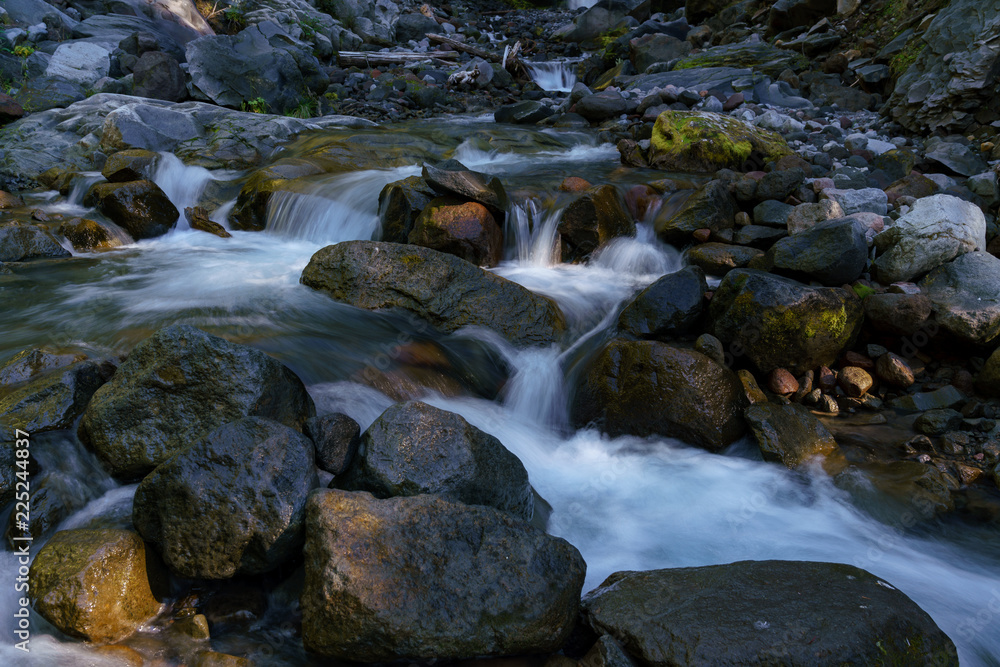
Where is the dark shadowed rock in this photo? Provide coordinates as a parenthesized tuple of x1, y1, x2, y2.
(558, 184, 636, 262)
(302, 490, 586, 661)
(336, 401, 533, 522)
(79, 325, 315, 480)
(708, 269, 864, 374)
(90, 180, 179, 239)
(421, 162, 509, 219)
(617, 266, 706, 339)
(132, 51, 186, 102)
(572, 339, 746, 450)
(300, 241, 566, 347)
(582, 561, 957, 667)
(767, 217, 868, 286)
(919, 251, 1000, 345)
(685, 242, 764, 274)
(744, 403, 845, 472)
(863, 293, 933, 336)
(654, 180, 736, 245)
(133, 417, 319, 579)
(100, 149, 159, 183)
(378, 175, 436, 243)
(304, 413, 360, 475)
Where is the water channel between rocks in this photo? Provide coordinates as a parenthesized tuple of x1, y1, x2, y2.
(1, 118, 999, 666)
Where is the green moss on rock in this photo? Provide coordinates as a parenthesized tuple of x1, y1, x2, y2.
(649, 111, 792, 173)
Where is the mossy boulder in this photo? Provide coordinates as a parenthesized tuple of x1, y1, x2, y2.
(572, 339, 746, 450)
(78, 325, 315, 480)
(302, 490, 586, 661)
(300, 241, 566, 347)
(648, 111, 792, 173)
(582, 560, 957, 666)
(673, 43, 809, 78)
(101, 149, 159, 183)
(708, 269, 864, 374)
(58, 217, 133, 251)
(558, 184, 636, 262)
(29, 529, 162, 644)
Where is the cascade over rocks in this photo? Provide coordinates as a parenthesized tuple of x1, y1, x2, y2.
(558, 184, 636, 262)
(300, 241, 566, 347)
(79, 325, 315, 480)
(302, 490, 586, 661)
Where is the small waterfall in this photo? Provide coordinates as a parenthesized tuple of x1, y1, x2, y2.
(506, 200, 562, 267)
(503, 346, 568, 431)
(265, 167, 419, 244)
(67, 172, 104, 208)
(526, 62, 578, 93)
(153, 153, 217, 225)
(591, 223, 683, 276)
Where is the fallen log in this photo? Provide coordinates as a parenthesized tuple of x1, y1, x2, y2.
(337, 51, 459, 68)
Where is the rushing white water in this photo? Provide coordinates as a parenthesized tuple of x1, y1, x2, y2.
(505, 200, 562, 266)
(567, 0, 599, 8)
(152, 153, 219, 225)
(526, 62, 579, 93)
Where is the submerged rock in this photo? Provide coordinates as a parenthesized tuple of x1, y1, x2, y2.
(337, 401, 533, 522)
(300, 241, 566, 347)
(30, 529, 162, 644)
(573, 339, 746, 451)
(582, 561, 957, 666)
(79, 325, 315, 480)
(708, 269, 864, 374)
(302, 490, 585, 661)
(647, 111, 792, 173)
(133, 417, 319, 579)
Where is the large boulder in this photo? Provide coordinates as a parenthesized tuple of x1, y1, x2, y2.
(89, 180, 179, 240)
(408, 198, 503, 268)
(572, 339, 746, 450)
(378, 175, 436, 243)
(302, 490, 586, 661)
(886, 0, 1000, 134)
(873, 194, 986, 283)
(0, 359, 107, 433)
(767, 217, 868, 286)
(617, 266, 707, 339)
(45, 42, 111, 87)
(337, 401, 533, 522)
(744, 403, 845, 471)
(919, 251, 1000, 346)
(708, 269, 864, 374)
(558, 184, 636, 262)
(300, 241, 566, 347)
(647, 111, 792, 173)
(29, 529, 162, 644)
(582, 561, 957, 666)
(630, 33, 692, 74)
(133, 417, 319, 579)
(78, 325, 315, 480)
(186, 21, 327, 115)
(317, 0, 399, 44)
(0, 222, 72, 261)
(653, 180, 737, 245)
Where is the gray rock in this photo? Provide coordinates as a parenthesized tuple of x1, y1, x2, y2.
(755, 168, 804, 202)
(133, 417, 319, 578)
(575, 91, 628, 121)
(626, 67, 752, 99)
(302, 490, 586, 661)
(337, 401, 533, 522)
(79, 325, 316, 480)
(617, 266, 707, 339)
(44, 42, 110, 87)
(582, 561, 957, 666)
(300, 241, 566, 347)
(495, 100, 554, 125)
(304, 413, 360, 476)
(968, 172, 1000, 206)
(821, 187, 888, 215)
(889, 385, 965, 412)
(919, 252, 1000, 345)
(925, 141, 989, 177)
(395, 13, 439, 43)
(186, 21, 327, 115)
(887, 1, 1000, 134)
(873, 194, 986, 283)
(0, 222, 71, 261)
(768, 217, 868, 286)
(630, 33, 691, 73)
(767, 0, 837, 35)
(320, 0, 398, 44)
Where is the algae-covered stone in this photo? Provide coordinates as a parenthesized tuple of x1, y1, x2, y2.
(302, 490, 585, 661)
(90, 180, 179, 240)
(300, 241, 565, 347)
(79, 325, 315, 480)
(673, 43, 809, 78)
(58, 217, 133, 251)
(0, 360, 108, 434)
(708, 269, 864, 374)
(29, 529, 162, 644)
(572, 339, 746, 451)
(745, 403, 845, 472)
(133, 417, 319, 579)
(582, 561, 957, 667)
(648, 111, 792, 173)
(101, 148, 159, 183)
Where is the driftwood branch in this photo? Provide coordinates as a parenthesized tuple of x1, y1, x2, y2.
(337, 51, 459, 68)
(427, 33, 499, 62)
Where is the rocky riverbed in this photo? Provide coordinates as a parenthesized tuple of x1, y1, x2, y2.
(1, 0, 1000, 665)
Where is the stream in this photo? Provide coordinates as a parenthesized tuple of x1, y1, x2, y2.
(1, 117, 999, 666)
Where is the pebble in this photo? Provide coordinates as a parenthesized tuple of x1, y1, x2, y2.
(875, 353, 915, 388)
(768, 368, 799, 395)
(839, 366, 873, 398)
